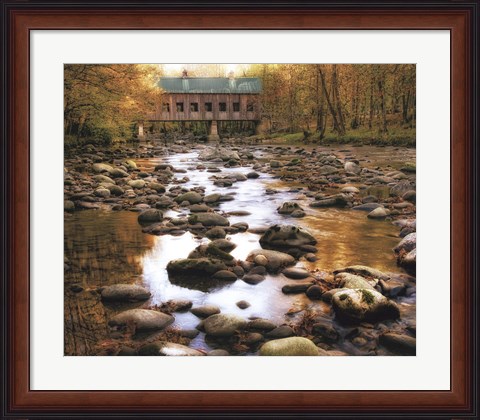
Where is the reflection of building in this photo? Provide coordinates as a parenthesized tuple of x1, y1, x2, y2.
(140, 71, 262, 140)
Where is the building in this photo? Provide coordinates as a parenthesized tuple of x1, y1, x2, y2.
(140, 71, 262, 140)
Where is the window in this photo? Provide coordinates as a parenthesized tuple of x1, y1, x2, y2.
(233, 102, 240, 112)
(247, 102, 254, 112)
(176, 102, 184, 112)
(219, 102, 227, 112)
(205, 102, 213, 112)
(162, 103, 170, 112)
(190, 102, 199, 112)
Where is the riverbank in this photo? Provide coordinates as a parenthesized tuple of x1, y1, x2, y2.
(64, 141, 416, 357)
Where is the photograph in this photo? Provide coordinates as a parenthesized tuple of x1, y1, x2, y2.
(64, 63, 417, 357)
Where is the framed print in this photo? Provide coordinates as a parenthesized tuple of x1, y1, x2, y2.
(1, 0, 479, 418)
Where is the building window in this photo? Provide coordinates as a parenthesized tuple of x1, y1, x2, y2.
(205, 102, 213, 112)
(233, 102, 240, 112)
(219, 102, 227, 112)
(162, 103, 170, 112)
(247, 102, 254, 112)
(190, 102, 199, 112)
(176, 102, 184, 112)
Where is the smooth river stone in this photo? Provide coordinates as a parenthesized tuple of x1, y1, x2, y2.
(138, 341, 204, 356)
(259, 337, 324, 356)
(108, 309, 174, 331)
(101, 284, 151, 302)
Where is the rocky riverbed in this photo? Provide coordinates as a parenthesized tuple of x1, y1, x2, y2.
(64, 139, 416, 356)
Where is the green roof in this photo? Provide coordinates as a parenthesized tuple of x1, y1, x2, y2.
(158, 77, 261, 94)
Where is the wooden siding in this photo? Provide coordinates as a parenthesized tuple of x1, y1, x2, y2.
(147, 93, 261, 121)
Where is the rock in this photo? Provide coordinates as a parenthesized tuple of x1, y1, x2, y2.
(64, 200, 75, 212)
(259, 337, 321, 356)
(321, 288, 349, 302)
(174, 191, 203, 204)
(277, 202, 303, 215)
(188, 212, 229, 227)
(281, 267, 310, 279)
(379, 279, 406, 297)
(344, 161, 361, 174)
(312, 320, 339, 342)
(242, 274, 265, 285)
(246, 249, 295, 273)
(107, 185, 124, 196)
(148, 182, 166, 193)
(247, 172, 260, 179)
(341, 186, 359, 194)
(352, 203, 384, 212)
(204, 314, 247, 337)
(165, 299, 193, 312)
(259, 224, 317, 250)
(128, 179, 145, 189)
(138, 342, 204, 356)
(109, 168, 129, 178)
(190, 305, 221, 318)
(189, 204, 211, 213)
(249, 265, 267, 275)
(108, 309, 174, 331)
(335, 272, 376, 290)
(92, 162, 113, 173)
(265, 325, 294, 338)
(398, 248, 416, 272)
(304, 253, 317, 262)
(248, 319, 276, 331)
(291, 209, 306, 218)
(333, 265, 390, 281)
(101, 284, 151, 302)
(306, 285, 323, 300)
(166, 258, 228, 276)
(379, 333, 416, 355)
(203, 193, 222, 203)
(309, 194, 351, 208)
(270, 160, 282, 168)
(205, 227, 226, 239)
(394, 232, 416, 254)
(368, 207, 390, 219)
(390, 180, 413, 197)
(282, 282, 314, 294)
(207, 349, 230, 356)
(199, 147, 240, 161)
(236, 300, 251, 309)
(188, 244, 234, 262)
(138, 209, 163, 224)
(402, 190, 416, 203)
(332, 289, 400, 323)
(211, 239, 236, 252)
(212, 270, 237, 281)
(244, 332, 264, 345)
(253, 254, 268, 266)
(94, 187, 111, 198)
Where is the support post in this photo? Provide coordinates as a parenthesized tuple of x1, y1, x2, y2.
(138, 121, 145, 141)
(208, 120, 220, 142)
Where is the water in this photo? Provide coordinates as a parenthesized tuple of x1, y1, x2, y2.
(64, 144, 414, 355)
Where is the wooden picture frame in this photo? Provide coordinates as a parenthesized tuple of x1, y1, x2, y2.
(1, 0, 478, 417)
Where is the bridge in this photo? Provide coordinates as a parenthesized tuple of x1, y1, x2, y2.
(139, 72, 262, 140)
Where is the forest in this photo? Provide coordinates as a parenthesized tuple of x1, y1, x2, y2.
(64, 64, 415, 145)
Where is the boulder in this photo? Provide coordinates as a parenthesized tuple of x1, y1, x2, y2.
(203, 314, 247, 337)
(335, 272, 376, 289)
(344, 161, 361, 174)
(166, 258, 228, 276)
(246, 249, 295, 273)
(101, 284, 151, 302)
(332, 289, 400, 323)
(259, 224, 317, 250)
(198, 147, 240, 161)
(281, 267, 310, 279)
(394, 232, 416, 254)
(174, 191, 203, 204)
(259, 337, 322, 356)
(277, 202, 303, 215)
(190, 305, 221, 318)
(379, 333, 416, 355)
(108, 309, 174, 331)
(188, 212, 229, 227)
(368, 207, 390, 219)
(333, 265, 390, 281)
(138, 209, 163, 224)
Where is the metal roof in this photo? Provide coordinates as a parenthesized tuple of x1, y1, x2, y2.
(158, 77, 262, 94)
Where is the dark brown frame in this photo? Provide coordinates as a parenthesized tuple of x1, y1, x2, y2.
(1, 1, 478, 418)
